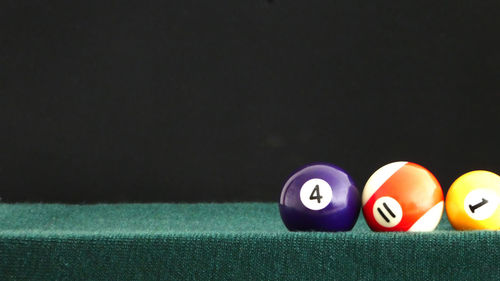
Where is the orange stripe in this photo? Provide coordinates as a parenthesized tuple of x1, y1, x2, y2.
(363, 162, 443, 231)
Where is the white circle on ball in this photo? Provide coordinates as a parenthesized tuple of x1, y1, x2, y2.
(299, 178, 333, 210)
(464, 189, 499, 221)
(373, 196, 403, 228)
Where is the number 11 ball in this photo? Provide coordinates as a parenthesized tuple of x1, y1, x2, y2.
(279, 163, 361, 231)
(362, 161, 444, 232)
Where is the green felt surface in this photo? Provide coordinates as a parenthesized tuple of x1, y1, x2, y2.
(0, 203, 498, 280)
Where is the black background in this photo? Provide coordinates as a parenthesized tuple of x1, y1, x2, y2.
(1, 1, 499, 203)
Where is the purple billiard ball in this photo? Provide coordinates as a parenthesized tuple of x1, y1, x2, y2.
(279, 163, 360, 231)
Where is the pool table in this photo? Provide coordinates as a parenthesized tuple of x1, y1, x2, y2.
(0, 203, 498, 280)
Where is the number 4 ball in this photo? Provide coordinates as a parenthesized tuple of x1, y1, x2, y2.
(279, 163, 361, 231)
(362, 161, 444, 232)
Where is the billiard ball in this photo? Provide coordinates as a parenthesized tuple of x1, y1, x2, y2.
(445, 170, 500, 230)
(362, 161, 444, 232)
(279, 163, 360, 231)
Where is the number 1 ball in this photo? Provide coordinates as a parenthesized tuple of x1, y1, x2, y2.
(446, 170, 500, 230)
(279, 163, 361, 231)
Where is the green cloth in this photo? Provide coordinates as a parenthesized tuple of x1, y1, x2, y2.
(0, 203, 498, 280)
